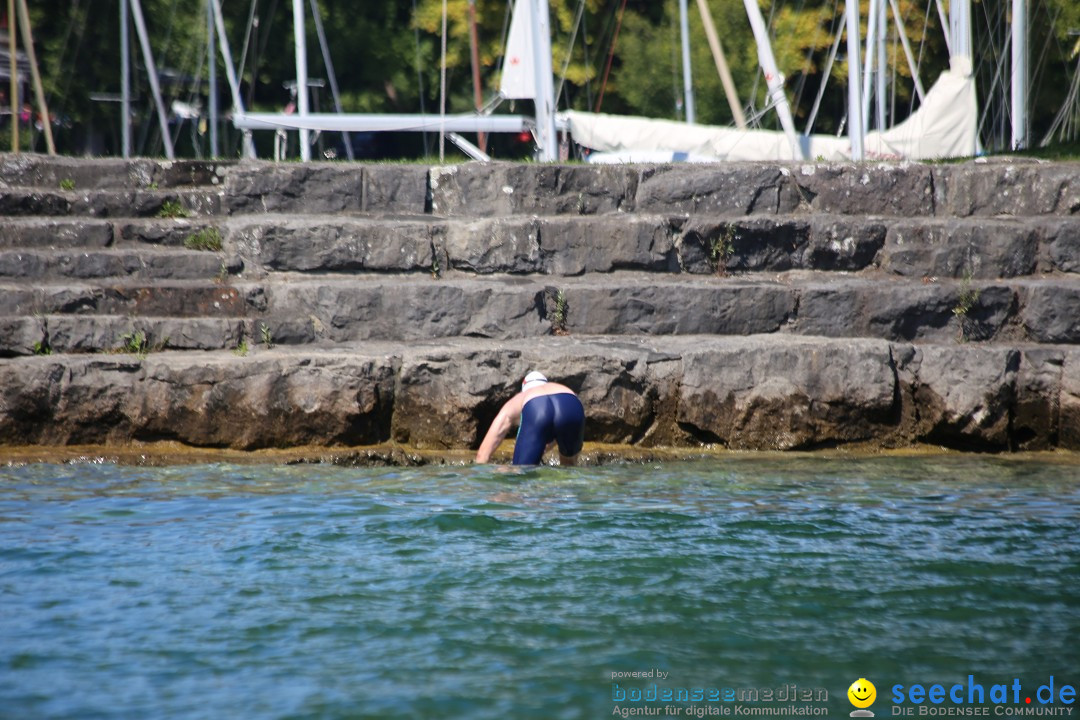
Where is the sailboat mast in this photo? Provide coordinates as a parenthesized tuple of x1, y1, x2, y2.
(292, 0, 311, 161)
(845, 0, 865, 160)
(530, 0, 557, 161)
(1011, 0, 1026, 149)
(742, 0, 805, 159)
(679, 0, 695, 123)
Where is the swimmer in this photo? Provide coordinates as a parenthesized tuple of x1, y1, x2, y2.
(475, 371, 585, 466)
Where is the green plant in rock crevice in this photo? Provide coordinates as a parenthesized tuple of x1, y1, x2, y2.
(952, 270, 982, 342)
(158, 200, 188, 219)
(552, 289, 568, 335)
(710, 224, 736, 275)
(184, 227, 223, 252)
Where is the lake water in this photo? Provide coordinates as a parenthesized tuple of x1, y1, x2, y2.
(1, 455, 1078, 719)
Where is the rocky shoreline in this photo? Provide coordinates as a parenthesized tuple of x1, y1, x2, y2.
(1, 154, 1078, 459)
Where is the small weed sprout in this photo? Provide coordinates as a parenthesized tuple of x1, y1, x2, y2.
(431, 251, 441, 279)
(552, 289, 568, 335)
(32, 340, 52, 356)
(59, 178, 75, 191)
(184, 227, 223, 252)
(710, 224, 736, 275)
(953, 271, 982, 342)
(119, 330, 149, 357)
(260, 323, 273, 349)
(158, 200, 188, 219)
(234, 338, 249, 357)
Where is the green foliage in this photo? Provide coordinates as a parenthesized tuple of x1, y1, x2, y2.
(59, 178, 75, 191)
(260, 323, 273, 349)
(233, 339, 249, 357)
(20, 0, 1080, 156)
(33, 340, 52, 356)
(158, 201, 188, 219)
(119, 330, 149, 357)
(184, 227, 223, 252)
(710, 224, 736, 275)
(552, 289, 568, 334)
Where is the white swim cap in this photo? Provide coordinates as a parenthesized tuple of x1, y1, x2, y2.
(521, 371, 548, 391)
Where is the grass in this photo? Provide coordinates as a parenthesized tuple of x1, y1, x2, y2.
(59, 178, 75, 191)
(710, 224, 736, 275)
(184, 227, 223, 252)
(552, 289, 568, 335)
(158, 200, 188, 219)
(115, 329, 168, 358)
(233, 338, 249, 357)
(260, 323, 273, 349)
(953, 271, 982, 342)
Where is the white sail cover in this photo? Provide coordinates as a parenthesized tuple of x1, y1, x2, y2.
(563, 65, 979, 162)
(499, 0, 535, 100)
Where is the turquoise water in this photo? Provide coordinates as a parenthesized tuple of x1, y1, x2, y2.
(1, 456, 1078, 720)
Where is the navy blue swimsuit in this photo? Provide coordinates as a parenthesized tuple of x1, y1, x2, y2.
(513, 392, 585, 465)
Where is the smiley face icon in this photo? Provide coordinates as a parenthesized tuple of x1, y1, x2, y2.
(848, 678, 876, 716)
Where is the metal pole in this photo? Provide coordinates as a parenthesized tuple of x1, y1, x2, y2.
(530, 0, 557, 161)
(861, 0, 877, 137)
(888, 0, 926, 102)
(845, 0, 865, 160)
(742, 0, 804, 159)
(678, 0, 695, 123)
(121, 0, 130, 156)
(129, 0, 176, 159)
(1010, 0, 1026, 149)
(309, 0, 352, 159)
(209, 0, 255, 158)
(208, 0, 218, 157)
(7, 0, 18, 152)
(875, 0, 886, 131)
(439, 0, 447, 162)
(696, 0, 745, 128)
(291, 0, 310, 161)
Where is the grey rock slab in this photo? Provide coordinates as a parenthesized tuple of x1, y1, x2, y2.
(0, 248, 237, 281)
(905, 344, 1019, 449)
(792, 163, 936, 216)
(1018, 280, 1080, 343)
(881, 217, 1040, 278)
(937, 162, 1080, 217)
(430, 163, 638, 216)
(1059, 349, 1080, 450)
(0, 218, 114, 249)
(635, 165, 804, 215)
(231, 216, 436, 274)
(794, 278, 1016, 342)
(563, 278, 796, 335)
(676, 335, 898, 449)
(1013, 348, 1065, 450)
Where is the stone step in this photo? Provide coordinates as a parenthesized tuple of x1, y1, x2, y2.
(1, 315, 250, 356)
(0, 187, 222, 218)
(0, 248, 241, 281)
(0, 154, 228, 190)
(1, 334, 1076, 452)
(6, 155, 1080, 219)
(0, 218, 225, 250)
(226, 212, 1079, 279)
(2, 273, 1078, 356)
(2, 213, 1075, 281)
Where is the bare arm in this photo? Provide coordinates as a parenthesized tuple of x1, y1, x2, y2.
(475, 394, 526, 463)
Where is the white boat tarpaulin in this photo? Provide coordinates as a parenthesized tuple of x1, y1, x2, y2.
(563, 64, 978, 162)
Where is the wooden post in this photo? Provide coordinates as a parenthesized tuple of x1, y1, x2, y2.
(15, 0, 55, 154)
(7, 0, 18, 152)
